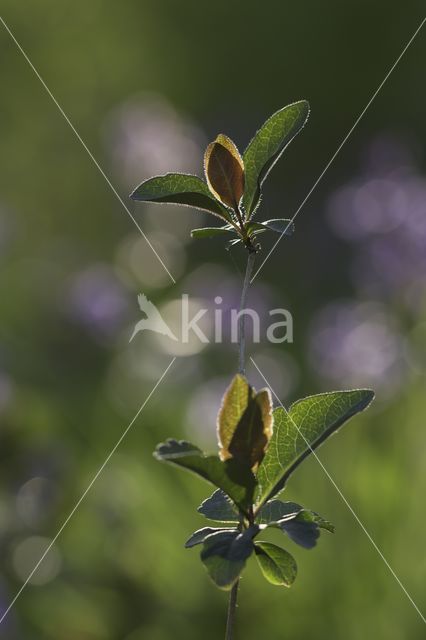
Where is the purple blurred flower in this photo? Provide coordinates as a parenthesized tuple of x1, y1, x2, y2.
(308, 300, 407, 395)
(67, 264, 130, 339)
(104, 93, 206, 188)
(327, 134, 426, 315)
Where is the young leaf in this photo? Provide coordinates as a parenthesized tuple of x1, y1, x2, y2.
(256, 501, 333, 548)
(190, 225, 236, 239)
(217, 374, 253, 459)
(204, 135, 245, 211)
(257, 500, 334, 528)
(154, 439, 256, 515)
(228, 388, 273, 468)
(254, 541, 297, 587)
(185, 527, 236, 548)
(198, 489, 240, 523)
(263, 219, 295, 235)
(279, 510, 334, 549)
(130, 173, 232, 222)
(242, 101, 310, 216)
(306, 511, 335, 533)
(246, 219, 295, 237)
(217, 375, 273, 468)
(280, 515, 320, 549)
(200, 527, 257, 590)
(255, 390, 375, 507)
(256, 499, 303, 525)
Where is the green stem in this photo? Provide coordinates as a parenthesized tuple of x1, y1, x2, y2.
(225, 579, 239, 640)
(238, 250, 256, 375)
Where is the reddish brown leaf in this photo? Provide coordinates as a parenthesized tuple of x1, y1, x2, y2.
(204, 134, 245, 211)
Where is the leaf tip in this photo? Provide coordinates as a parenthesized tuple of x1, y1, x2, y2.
(359, 388, 376, 410)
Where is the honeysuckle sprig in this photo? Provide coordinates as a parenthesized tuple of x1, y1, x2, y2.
(130, 100, 310, 251)
(154, 374, 374, 590)
(128, 98, 375, 639)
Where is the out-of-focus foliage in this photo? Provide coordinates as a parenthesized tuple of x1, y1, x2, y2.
(0, 0, 425, 638)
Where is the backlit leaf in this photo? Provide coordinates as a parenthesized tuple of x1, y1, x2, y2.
(256, 501, 334, 548)
(254, 541, 297, 587)
(246, 219, 295, 237)
(280, 510, 334, 548)
(306, 511, 335, 533)
(280, 514, 320, 549)
(217, 375, 273, 468)
(263, 218, 295, 234)
(185, 527, 235, 548)
(204, 135, 245, 211)
(130, 172, 232, 222)
(200, 527, 257, 590)
(191, 225, 236, 239)
(198, 489, 240, 523)
(242, 101, 310, 216)
(217, 374, 252, 460)
(255, 390, 375, 507)
(256, 499, 303, 525)
(154, 439, 256, 515)
(228, 388, 273, 468)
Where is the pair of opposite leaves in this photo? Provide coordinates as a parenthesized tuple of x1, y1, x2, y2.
(156, 377, 374, 516)
(130, 100, 311, 226)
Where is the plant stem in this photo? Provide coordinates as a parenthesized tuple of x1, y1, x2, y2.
(225, 579, 239, 640)
(238, 249, 256, 375)
(226, 247, 256, 638)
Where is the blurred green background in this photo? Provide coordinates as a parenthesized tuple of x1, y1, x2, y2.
(1, 1, 425, 638)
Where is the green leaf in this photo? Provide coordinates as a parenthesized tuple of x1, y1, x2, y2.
(198, 490, 240, 523)
(185, 527, 235, 548)
(130, 173, 232, 222)
(217, 374, 273, 468)
(191, 225, 236, 239)
(154, 439, 256, 515)
(279, 510, 334, 549)
(280, 513, 320, 549)
(263, 219, 295, 235)
(242, 101, 310, 216)
(229, 388, 273, 468)
(256, 501, 333, 548)
(246, 219, 295, 237)
(254, 541, 297, 587)
(217, 374, 252, 458)
(255, 389, 375, 507)
(201, 527, 257, 590)
(307, 511, 335, 533)
(256, 499, 303, 525)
